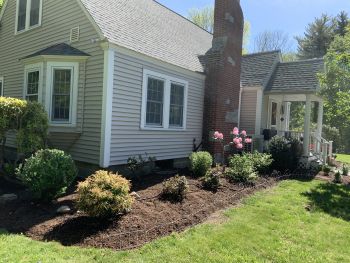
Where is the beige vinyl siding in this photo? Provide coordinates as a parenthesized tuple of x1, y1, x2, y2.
(240, 89, 258, 135)
(110, 50, 205, 165)
(0, 0, 104, 165)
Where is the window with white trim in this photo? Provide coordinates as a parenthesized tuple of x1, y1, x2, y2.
(142, 70, 188, 130)
(0, 77, 4, 96)
(46, 62, 79, 126)
(16, 0, 42, 33)
(24, 64, 42, 101)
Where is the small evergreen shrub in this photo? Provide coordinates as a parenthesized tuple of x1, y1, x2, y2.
(334, 171, 342, 184)
(245, 152, 273, 175)
(268, 136, 302, 171)
(322, 165, 332, 175)
(161, 175, 188, 202)
(17, 149, 77, 201)
(126, 154, 156, 177)
(342, 165, 349, 176)
(76, 170, 134, 218)
(189, 151, 213, 177)
(225, 155, 257, 184)
(202, 167, 221, 191)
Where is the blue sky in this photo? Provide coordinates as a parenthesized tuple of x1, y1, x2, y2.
(157, 0, 350, 52)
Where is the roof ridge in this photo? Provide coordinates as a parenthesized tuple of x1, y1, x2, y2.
(243, 50, 281, 57)
(153, 0, 213, 36)
(280, 58, 324, 65)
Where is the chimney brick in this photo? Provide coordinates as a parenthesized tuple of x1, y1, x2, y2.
(202, 0, 244, 160)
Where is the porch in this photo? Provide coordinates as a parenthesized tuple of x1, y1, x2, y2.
(263, 93, 333, 165)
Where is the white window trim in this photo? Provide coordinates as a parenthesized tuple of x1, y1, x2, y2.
(15, 0, 43, 34)
(23, 62, 43, 101)
(141, 69, 188, 131)
(268, 99, 279, 130)
(45, 61, 79, 127)
(0, 77, 3, 96)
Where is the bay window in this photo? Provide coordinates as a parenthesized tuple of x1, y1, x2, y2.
(16, 0, 42, 33)
(24, 63, 43, 102)
(141, 70, 188, 130)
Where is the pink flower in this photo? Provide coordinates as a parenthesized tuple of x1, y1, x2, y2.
(213, 131, 224, 140)
(233, 137, 241, 144)
(238, 137, 243, 143)
(245, 138, 252, 144)
(236, 143, 243, 149)
(241, 130, 247, 136)
(232, 127, 239, 136)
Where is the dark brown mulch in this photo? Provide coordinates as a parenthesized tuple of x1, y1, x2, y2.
(0, 172, 278, 250)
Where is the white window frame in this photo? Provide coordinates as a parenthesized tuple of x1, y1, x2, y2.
(15, 0, 43, 34)
(0, 77, 3, 96)
(141, 69, 188, 131)
(268, 100, 279, 130)
(23, 63, 43, 102)
(45, 61, 79, 127)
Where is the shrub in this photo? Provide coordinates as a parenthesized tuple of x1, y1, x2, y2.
(0, 98, 48, 166)
(225, 155, 257, 184)
(202, 167, 221, 191)
(126, 154, 156, 177)
(322, 165, 332, 175)
(342, 165, 349, 176)
(161, 175, 188, 202)
(245, 152, 273, 175)
(334, 171, 342, 184)
(189, 151, 213, 177)
(76, 170, 134, 218)
(268, 136, 302, 171)
(17, 149, 77, 201)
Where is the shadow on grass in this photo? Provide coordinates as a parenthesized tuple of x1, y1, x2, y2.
(303, 182, 350, 221)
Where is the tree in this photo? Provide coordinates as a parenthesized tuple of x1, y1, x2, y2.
(335, 11, 349, 37)
(0, 0, 3, 11)
(253, 30, 292, 53)
(319, 26, 350, 152)
(296, 14, 336, 59)
(188, 6, 251, 53)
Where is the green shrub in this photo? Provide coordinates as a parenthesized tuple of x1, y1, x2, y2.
(202, 167, 221, 191)
(334, 171, 342, 184)
(342, 165, 349, 176)
(17, 149, 77, 201)
(225, 155, 257, 184)
(126, 154, 156, 177)
(245, 152, 273, 175)
(189, 151, 213, 177)
(322, 165, 332, 175)
(162, 175, 188, 202)
(268, 136, 302, 171)
(76, 170, 134, 218)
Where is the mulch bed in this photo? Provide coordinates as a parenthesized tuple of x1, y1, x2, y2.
(0, 171, 279, 250)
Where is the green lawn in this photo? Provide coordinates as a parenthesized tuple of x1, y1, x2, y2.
(1, 180, 350, 263)
(337, 154, 350, 164)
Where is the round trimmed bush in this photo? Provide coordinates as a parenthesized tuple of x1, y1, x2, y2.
(189, 151, 213, 177)
(76, 170, 134, 218)
(17, 149, 77, 201)
(161, 175, 188, 202)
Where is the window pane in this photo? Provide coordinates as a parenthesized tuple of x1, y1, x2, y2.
(146, 77, 164, 126)
(169, 83, 184, 127)
(17, 0, 27, 31)
(30, 0, 40, 27)
(52, 69, 71, 122)
(26, 71, 39, 101)
(271, 102, 277, 126)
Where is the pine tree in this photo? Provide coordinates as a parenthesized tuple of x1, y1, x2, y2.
(296, 14, 336, 59)
(335, 11, 349, 37)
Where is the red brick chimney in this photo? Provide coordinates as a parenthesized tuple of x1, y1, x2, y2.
(202, 0, 243, 160)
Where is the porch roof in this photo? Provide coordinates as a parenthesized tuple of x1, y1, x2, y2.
(265, 58, 324, 93)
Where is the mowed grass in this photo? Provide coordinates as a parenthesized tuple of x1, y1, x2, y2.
(337, 154, 350, 164)
(1, 180, 350, 263)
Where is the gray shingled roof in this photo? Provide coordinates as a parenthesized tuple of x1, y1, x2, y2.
(80, 0, 213, 72)
(22, 43, 90, 59)
(241, 50, 281, 87)
(266, 59, 324, 93)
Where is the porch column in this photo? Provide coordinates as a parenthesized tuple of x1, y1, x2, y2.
(316, 100, 324, 138)
(303, 94, 312, 156)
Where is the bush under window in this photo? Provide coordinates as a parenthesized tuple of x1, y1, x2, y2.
(17, 149, 77, 201)
(161, 175, 188, 202)
(225, 155, 257, 184)
(76, 170, 134, 218)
